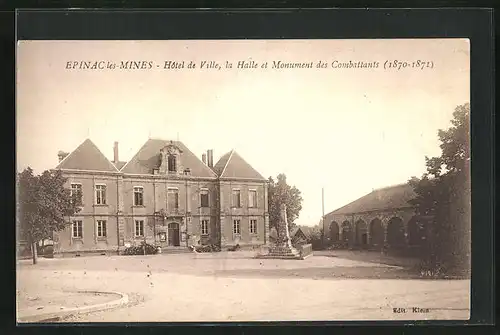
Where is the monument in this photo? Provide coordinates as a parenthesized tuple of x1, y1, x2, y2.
(257, 203, 303, 260)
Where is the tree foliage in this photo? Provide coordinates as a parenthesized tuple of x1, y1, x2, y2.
(408, 103, 471, 275)
(17, 167, 81, 262)
(268, 174, 303, 234)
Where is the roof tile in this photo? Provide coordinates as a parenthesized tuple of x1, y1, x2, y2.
(214, 150, 266, 180)
(55, 139, 118, 172)
(328, 183, 416, 215)
(120, 139, 217, 178)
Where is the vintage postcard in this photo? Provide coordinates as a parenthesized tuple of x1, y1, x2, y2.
(16, 39, 471, 322)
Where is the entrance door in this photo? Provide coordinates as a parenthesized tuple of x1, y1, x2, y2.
(168, 222, 180, 246)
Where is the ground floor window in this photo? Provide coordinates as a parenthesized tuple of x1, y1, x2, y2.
(135, 220, 145, 237)
(97, 220, 107, 238)
(72, 220, 83, 238)
(233, 219, 241, 235)
(250, 219, 257, 234)
(201, 219, 209, 235)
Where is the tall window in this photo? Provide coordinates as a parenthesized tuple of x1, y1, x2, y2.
(70, 183, 83, 206)
(95, 184, 107, 205)
(168, 155, 177, 172)
(200, 189, 209, 208)
(201, 219, 209, 235)
(232, 189, 241, 208)
(135, 220, 144, 237)
(134, 187, 144, 206)
(168, 188, 179, 209)
(233, 219, 241, 235)
(97, 220, 107, 237)
(72, 220, 83, 238)
(250, 219, 258, 234)
(248, 190, 257, 208)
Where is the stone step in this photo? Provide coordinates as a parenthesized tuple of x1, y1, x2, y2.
(255, 254, 304, 260)
(158, 248, 192, 254)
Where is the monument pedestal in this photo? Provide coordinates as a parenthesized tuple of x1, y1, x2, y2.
(256, 204, 304, 260)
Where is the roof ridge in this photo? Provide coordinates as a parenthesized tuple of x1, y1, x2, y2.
(55, 138, 88, 169)
(372, 182, 410, 192)
(56, 138, 119, 172)
(220, 149, 235, 177)
(119, 139, 151, 172)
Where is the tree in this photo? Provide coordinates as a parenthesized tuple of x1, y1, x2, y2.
(17, 167, 81, 264)
(408, 103, 471, 276)
(268, 173, 303, 234)
(308, 225, 324, 250)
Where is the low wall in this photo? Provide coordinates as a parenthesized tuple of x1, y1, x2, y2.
(297, 243, 313, 259)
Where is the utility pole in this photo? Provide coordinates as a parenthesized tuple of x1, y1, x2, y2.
(322, 187, 325, 247)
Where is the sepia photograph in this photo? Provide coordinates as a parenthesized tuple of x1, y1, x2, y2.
(16, 38, 471, 323)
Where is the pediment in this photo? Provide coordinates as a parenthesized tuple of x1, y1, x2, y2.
(160, 143, 183, 155)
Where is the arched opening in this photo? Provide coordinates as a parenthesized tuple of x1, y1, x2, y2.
(408, 216, 426, 247)
(369, 218, 384, 249)
(167, 222, 180, 246)
(387, 217, 405, 249)
(354, 219, 368, 248)
(341, 221, 351, 245)
(330, 221, 339, 243)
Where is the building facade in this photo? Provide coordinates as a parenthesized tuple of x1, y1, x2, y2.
(53, 138, 270, 256)
(323, 184, 427, 252)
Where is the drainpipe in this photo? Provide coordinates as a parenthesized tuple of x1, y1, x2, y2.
(263, 181, 266, 245)
(153, 180, 156, 245)
(116, 175, 120, 255)
(184, 171, 188, 248)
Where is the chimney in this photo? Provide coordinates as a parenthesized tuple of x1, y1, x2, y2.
(202, 153, 207, 165)
(57, 151, 69, 162)
(113, 141, 119, 163)
(207, 150, 214, 168)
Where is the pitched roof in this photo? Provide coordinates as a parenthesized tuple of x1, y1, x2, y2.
(120, 139, 217, 178)
(213, 150, 266, 180)
(298, 226, 313, 239)
(55, 139, 119, 172)
(328, 183, 416, 215)
(291, 226, 313, 239)
(212, 151, 231, 176)
(113, 161, 127, 170)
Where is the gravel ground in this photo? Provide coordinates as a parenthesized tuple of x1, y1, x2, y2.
(17, 290, 116, 311)
(17, 253, 470, 322)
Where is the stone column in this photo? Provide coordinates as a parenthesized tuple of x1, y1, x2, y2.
(383, 222, 388, 244)
(117, 176, 125, 251)
(382, 220, 389, 254)
(264, 213, 270, 245)
(220, 215, 226, 246)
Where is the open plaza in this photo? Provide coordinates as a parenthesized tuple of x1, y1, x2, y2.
(17, 250, 470, 322)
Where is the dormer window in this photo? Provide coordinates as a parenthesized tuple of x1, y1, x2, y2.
(159, 144, 183, 175)
(168, 155, 177, 172)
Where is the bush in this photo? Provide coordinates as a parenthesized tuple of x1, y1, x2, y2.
(327, 241, 348, 250)
(227, 244, 241, 252)
(123, 241, 158, 256)
(194, 244, 221, 253)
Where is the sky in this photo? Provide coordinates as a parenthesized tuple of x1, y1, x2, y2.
(16, 39, 470, 226)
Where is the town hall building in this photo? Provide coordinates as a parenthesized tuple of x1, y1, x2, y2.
(53, 138, 270, 256)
